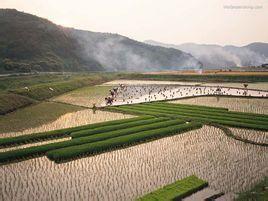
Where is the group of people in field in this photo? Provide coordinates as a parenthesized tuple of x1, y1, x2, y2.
(104, 84, 126, 105)
(104, 83, 266, 106)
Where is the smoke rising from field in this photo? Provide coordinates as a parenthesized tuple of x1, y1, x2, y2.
(91, 36, 160, 71)
(178, 44, 242, 67)
(185, 44, 268, 67)
(223, 46, 268, 67)
(70, 30, 202, 71)
(145, 40, 268, 68)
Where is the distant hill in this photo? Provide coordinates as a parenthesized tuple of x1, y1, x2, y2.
(245, 42, 268, 58)
(0, 9, 202, 73)
(0, 9, 103, 73)
(69, 29, 202, 71)
(145, 40, 268, 69)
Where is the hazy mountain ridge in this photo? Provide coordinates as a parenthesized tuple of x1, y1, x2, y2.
(145, 40, 268, 68)
(69, 29, 202, 71)
(0, 9, 201, 73)
(245, 42, 268, 58)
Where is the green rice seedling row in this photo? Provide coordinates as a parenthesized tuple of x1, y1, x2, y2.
(0, 118, 182, 163)
(150, 102, 229, 112)
(106, 107, 182, 118)
(0, 115, 153, 147)
(137, 175, 208, 201)
(119, 105, 262, 125)
(149, 102, 268, 122)
(70, 117, 168, 138)
(136, 104, 268, 124)
(117, 105, 268, 130)
(46, 122, 202, 162)
(70, 118, 185, 141)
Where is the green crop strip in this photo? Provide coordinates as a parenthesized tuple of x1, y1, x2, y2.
(70, 119, 185, 142)
(107, 107, 184, 118)
(0, 116, 153, 147)
(119, 105, 263, 125)
(148, 102, 268, 122)
(70, 117, 169, 138)
(113, 105, 268, 131)
(1, 101, 266, 165)
(46, 122, 202, 162)
(130, 104, 268, 125)
(150, 102, 228, 112)
(0, 118, 183, 163)
(136, 175, 208, 201)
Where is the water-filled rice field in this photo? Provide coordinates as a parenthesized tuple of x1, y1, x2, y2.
(101, 81, 268, 106)
(170, 97, 268, 114)
(1, 125, 267, 200)
(1, 80, 267, 201)
(103, 80, 268, 91)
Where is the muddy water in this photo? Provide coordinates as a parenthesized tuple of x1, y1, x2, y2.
(100, 80, 268, 107)
(170, 97, 268, 114)
(230, 128, 268, 144)
(1, 81, 267, 201)
(102, 80, 268, 91)
(1, 126, 267, 201)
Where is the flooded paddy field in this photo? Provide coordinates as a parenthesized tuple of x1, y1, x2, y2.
(1, 125, 267, 201)
(52, 80, 268, 108)
(101, 81, 267, 106)
(170, 97, 268, 114)
(103, 79, 268, 91)
(229, 128, 268, 144)
(1, 79, 267, 201)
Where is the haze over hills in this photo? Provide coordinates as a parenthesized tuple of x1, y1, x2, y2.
(2, 8, 267, 73)
(69, 29, 203, 72)
(145, 40, 268, 69)
(0, 9, 202, 73)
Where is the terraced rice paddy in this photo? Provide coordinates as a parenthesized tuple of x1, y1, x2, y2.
(2, 101, 266, 164)
(103, 82, 267, 106)
(108, 103, 268, 131)
(53, 85, 111, 108)
(229, 128, 268, 144)
(103, 80, 268, 91)
(1, 80, 267, 201)
(201, 82, 268, 91)
(0, 137, 71, 153)
(1, 109, 134, 138)
(0, 115, 202, 163)
(1, 125, 267, 200)
(0, 102, 84, 133)
(171, 97, 268, 114)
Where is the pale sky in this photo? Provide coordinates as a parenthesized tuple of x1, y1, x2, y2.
(1, 0, 267, 46)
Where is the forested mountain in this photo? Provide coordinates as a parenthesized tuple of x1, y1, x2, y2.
(0, 9, 201, 73)
(0, 9, 103, 73)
